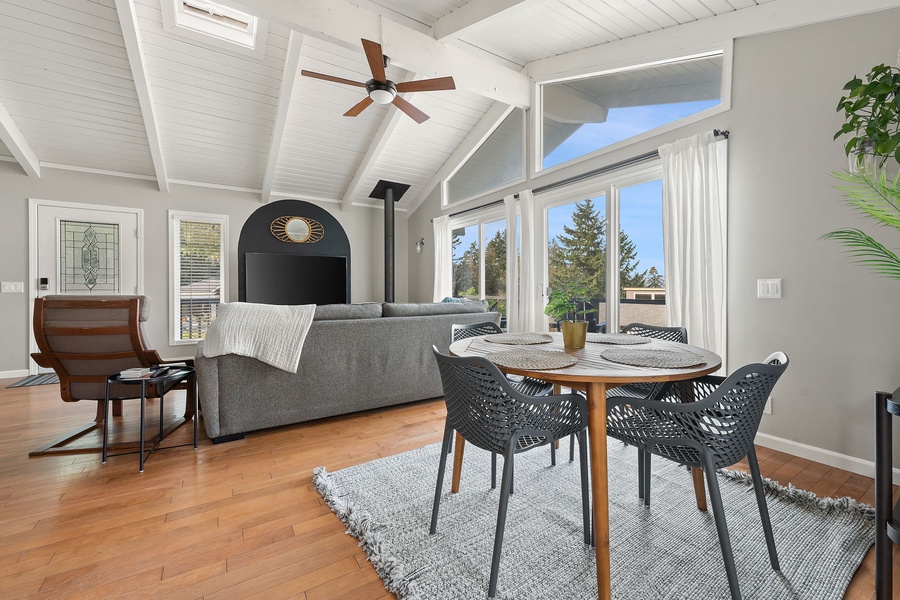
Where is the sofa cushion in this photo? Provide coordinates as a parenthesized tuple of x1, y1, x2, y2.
(314, 303, 383, 320)
(382, 300, 488, 317)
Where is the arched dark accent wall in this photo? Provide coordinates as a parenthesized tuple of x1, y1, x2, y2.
(238, 200, 351, 304)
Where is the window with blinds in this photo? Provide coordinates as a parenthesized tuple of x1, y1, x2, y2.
(170, 211, 228, 344)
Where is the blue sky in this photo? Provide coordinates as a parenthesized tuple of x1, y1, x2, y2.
(543, 100, 720, 169)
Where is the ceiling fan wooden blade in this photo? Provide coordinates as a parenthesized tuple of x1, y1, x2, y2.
(361, 39, 386, 82)
(395, 76, 456, 93)
(344, 96, 374, 117)
(301, 70, 367, 88)
(392, 96, 429, 124)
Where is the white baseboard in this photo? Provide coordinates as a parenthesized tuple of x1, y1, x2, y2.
(755, 432, 900, 486)
(0, 369, 29, 379)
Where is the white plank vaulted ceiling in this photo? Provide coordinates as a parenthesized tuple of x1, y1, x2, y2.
(0, 0, 889, 211)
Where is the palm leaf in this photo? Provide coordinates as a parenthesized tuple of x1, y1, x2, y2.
(832, 165, 900, 229)
(820, 228, 900, 278)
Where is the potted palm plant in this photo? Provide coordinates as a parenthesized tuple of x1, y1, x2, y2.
(826, 58, 900, 277)
(544, 283, 597, 349)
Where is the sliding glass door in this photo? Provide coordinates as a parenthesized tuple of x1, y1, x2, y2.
(542, 161, 665, 333)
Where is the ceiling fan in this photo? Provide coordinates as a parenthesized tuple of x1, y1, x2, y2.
(300, 39, 456, 124)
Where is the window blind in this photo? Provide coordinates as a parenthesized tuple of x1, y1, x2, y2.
(176, 219, 222, 340)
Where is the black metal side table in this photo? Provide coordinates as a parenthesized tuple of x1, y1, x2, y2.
(103, 366, 198, 472)
(875, 385, 900, 600)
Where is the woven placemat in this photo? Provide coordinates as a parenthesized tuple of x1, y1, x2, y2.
(586, 333, 651, 345)
(485, 333, 553, 345)
(487, 348, 577, 370)
(601, 348, 705, 368)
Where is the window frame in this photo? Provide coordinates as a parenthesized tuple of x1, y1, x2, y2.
(538, 159, 663, 334)
(168, 210, 228, 346)
(533, 40, 732, 177)
(448, 204, 509, 306)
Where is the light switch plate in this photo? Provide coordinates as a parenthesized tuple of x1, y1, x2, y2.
(0, 282, 23, 293)
(757, 278, 782, 299)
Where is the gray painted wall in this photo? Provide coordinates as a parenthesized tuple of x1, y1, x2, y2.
(407, 9, 900, 464)
(0, 163, 407, 371)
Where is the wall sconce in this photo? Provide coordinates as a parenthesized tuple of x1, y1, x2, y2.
(415, 238, 425, 253)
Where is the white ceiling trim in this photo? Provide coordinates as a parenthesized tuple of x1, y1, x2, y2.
(40, 162, 158, 182)
(226, 0, 532, 108)
(409, 100, 515, 215)
(433, 0, 543, 42)
(528, 0, 900, 81)
(114, 0, 169, 193)
(0, 101, 39, 177)
(261, 30, 303, 204)
(340, 90, 409, 211)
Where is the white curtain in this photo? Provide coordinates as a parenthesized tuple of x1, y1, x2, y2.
(659, 132, 728, 371)
(518, 189, 542, 332)
(503, 195, 520, 331)
(432, 215, 452, 302)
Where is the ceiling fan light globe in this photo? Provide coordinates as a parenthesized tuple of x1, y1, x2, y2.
(366, 79, 397, 105)
(370, 89, 395, 104)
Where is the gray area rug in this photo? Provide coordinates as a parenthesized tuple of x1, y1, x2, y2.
(314, 439, 874, 599)
(7, 373, 59, 388)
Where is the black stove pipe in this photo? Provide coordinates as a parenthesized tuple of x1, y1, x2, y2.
(384, 186, 394, 303)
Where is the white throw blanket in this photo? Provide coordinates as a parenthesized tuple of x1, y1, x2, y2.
(202, 302, 316, 373)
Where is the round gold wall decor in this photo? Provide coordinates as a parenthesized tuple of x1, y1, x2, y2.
(270, 216, 325, 243)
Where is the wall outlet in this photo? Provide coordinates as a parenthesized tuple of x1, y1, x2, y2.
(0, 282, 23, 293)
(764, 396, 773, 415)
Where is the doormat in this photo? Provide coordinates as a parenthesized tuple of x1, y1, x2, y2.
(7, 374, 60, 388)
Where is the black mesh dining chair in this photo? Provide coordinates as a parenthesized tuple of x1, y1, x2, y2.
(606, 352, 789, 600)
(614, 322, 689, 496)
(452, 322, 558, 488)
(430, 347, 590, 598)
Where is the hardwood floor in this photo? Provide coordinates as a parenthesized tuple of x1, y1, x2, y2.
(0, 378, 895, 599)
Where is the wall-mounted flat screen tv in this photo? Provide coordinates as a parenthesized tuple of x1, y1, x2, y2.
(245, 252, 348, 305)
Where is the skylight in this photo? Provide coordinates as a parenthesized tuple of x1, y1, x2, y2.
(162, 0, 268, 58)
(182, 1, 253, 34)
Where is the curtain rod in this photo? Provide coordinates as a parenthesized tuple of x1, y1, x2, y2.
(434, 129, 730, 220)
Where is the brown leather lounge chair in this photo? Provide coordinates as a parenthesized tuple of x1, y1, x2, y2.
(29, 295, 195, 456)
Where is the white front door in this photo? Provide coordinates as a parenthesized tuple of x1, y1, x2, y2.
(28, 199, 144, 373)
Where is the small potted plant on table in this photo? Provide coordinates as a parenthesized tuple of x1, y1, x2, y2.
(544, 283, 597, 349)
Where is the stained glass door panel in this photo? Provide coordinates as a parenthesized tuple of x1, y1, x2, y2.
(59, 220, 120, 293)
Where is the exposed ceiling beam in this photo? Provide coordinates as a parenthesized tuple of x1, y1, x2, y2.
(528, 0, 900, 81)
(225, 0, 531, 108)
(261, 31, 303, 203)
(0, 102, 39, 177)
(432, 0, 542, 42)
(349, 0, 431, 35)
(408, 101, 514, 216)
(114, 0, 169, 193)
(340, 88, 409, 211)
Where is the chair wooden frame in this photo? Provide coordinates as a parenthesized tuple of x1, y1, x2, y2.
(30, 296, 195, 457)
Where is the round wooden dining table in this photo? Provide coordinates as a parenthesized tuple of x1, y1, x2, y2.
(448, 332, 721, 600)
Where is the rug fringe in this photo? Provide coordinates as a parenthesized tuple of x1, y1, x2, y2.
(313, 465, 418, 598)
(719, 468, 875, 519)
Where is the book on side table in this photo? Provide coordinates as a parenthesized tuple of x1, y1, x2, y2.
(119, 367, 170, 379)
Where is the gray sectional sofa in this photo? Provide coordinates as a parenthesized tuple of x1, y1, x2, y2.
(195, 301, 500, 441)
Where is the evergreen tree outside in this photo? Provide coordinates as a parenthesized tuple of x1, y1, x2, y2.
(483, 229, 506, 296)
(483, 227, 507, 316)
(548, 198, 648, 299)
(645, 266, 665, 288)
(453, 239, 479, 297)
